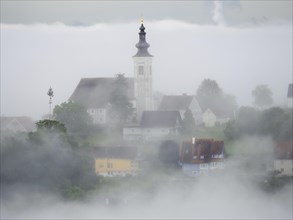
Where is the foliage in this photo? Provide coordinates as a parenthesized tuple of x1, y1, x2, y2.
(53, 101, 93, 138)
(252, 84, 273, 108)
(36, 119, 67, 133)
(158, 140, 180, 165)
(109, 73, 133, 125)
(182, 109, 196, 136)
(1, 130, 99, 200)
(196, 78, 237, 117)
(224, 106, 292, 141)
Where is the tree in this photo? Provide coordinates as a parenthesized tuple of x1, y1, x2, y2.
(196, 78, 237, 117)
(109, 73, 133, 124)
(53, 101, 93, 138)
(182, 109, 196, 136)
(252, 84, 273, 108)
(158, 140, 180, 165)
(36, 119, 66, 133)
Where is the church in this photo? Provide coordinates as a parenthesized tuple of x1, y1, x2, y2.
(69, 21, 154, 124)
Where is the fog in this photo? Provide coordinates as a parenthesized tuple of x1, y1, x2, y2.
(1, 20, 292, 119)
(1, 132, 292, 219)
(2, 159, 292, 219)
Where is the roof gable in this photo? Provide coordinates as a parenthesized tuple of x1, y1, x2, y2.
(158, 95, 193, 111)
(0, 116, 36, 132)
(140, 111, 182, 128)
(69, 77, 134, 109)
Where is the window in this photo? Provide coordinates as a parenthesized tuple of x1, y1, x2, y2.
(138, 66, 144, 75)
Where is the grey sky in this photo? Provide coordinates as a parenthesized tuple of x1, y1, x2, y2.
(0, 1, 292, 119)
(1, 1, 292, 25)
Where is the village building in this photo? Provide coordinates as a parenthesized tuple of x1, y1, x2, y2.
(158, 94, 202, 125)
(123, 111, 182, 141)
(273, 141, 293, 177)
(0, 116, 36, 136)
(179, 138, 225, 176)
(286, 83, 292, 108)
(94, 146, 139, 177)
(202, 108, 231, 127)
(69, 21, 154, 124)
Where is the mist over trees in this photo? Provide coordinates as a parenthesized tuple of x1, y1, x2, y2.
(1, 119, 99, 200)
(196, 78, 237, 117)
(182, 109, 196, 136)
(109, 73, 133, 125)
(53, 101, 94, 138)
(224, 106, 292, 141)
(252, 84, 273, 108)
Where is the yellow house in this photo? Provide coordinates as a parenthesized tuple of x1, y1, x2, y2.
(93, 146, 139, 177)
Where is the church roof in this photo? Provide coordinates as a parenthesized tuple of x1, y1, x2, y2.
(69, 77, 134, 109)
(158, 95, 194, 111)
(133, 23, 152, 57)
(140, 111, 182, 128)
(287, 83, 293, 98)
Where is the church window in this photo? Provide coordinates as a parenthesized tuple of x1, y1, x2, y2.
(138, 66, 144, 75)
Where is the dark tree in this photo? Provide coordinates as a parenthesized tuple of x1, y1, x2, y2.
(158, 140, 180, 165)
(252, 84, 273, 108)
(182, 109, 196, 136)
(53, 101, 93, 138)
(109, 73, 133, 124)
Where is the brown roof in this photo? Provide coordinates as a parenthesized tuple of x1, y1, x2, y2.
(180, 139, 225, 164)
(140, 111, 182, 128)
(69, 77, 134, 109)
(158, 95, 194, 111)
(93, 146, 138, 159)
(275, 141, 293, 159)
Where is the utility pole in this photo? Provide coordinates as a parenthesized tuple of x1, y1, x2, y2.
(47, 87, 54, 119)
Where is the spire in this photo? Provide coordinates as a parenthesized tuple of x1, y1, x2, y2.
(133, 21, 152, 57)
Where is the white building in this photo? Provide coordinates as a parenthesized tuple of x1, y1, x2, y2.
(202, 108, 231, 127)
(69, 21, 154, 124)
(123, 111, 182, 141)
(274, 142, 293, 177)
(158, 94, 202, 125)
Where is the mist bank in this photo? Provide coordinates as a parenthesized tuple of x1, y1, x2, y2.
(1, 20, 291, 120)
(1, 161, 292, 219)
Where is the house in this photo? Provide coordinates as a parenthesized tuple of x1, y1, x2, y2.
(0, 116, 36, 134)
(158, 94, 202, 125)
(69, 21, 154, 124)
(179, 138, 225, 176)
(202, 108, 231, 127)
(273, 141, 293, 177)
(123, 111, 183, 141)
(94, 146, 139, 177)
(286, 83, 292, 108)
(69, 77, 135, 124)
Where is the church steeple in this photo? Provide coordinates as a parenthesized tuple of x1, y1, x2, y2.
(134, 21, 152, 57)
(133, 20, 154, 121)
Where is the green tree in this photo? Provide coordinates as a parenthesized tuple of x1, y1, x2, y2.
(252, 84, 273, 108)
(53, 101, 93, 138)
(182, 109, 196, 136)
(36, 119, 67, 133)
(109, 73, 133, 124)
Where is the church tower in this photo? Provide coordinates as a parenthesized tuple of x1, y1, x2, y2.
(133, 20, 154, 121)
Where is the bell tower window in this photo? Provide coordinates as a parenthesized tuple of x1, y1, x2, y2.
(138, 66, 144, 75)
